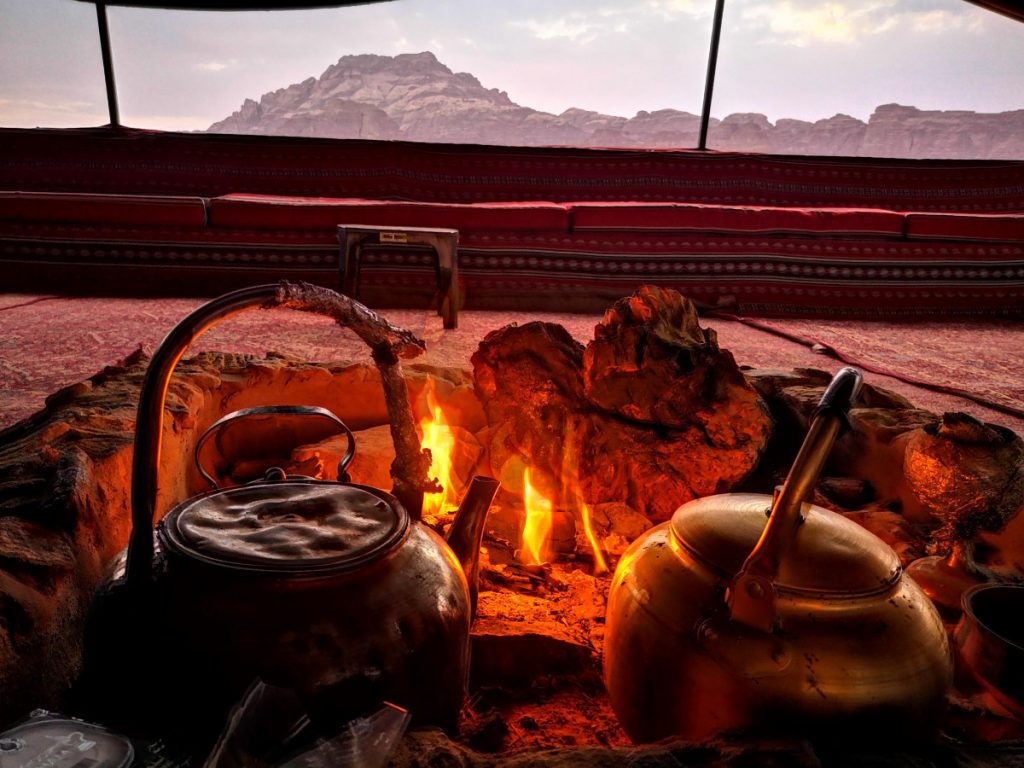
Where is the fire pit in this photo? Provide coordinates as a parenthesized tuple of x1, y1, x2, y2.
(1, 284, 1023, 766)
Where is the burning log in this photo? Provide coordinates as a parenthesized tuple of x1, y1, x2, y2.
(471, 287, 773, 521)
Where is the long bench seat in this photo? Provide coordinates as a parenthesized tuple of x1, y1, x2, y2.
(2, 191, 1022, 318)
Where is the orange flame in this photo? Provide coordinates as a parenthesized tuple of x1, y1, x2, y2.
(522, 467, 553, 565)
(578, 500, 609, 574)
(419, 379, 457, 518)
(561, 421, 609, 574)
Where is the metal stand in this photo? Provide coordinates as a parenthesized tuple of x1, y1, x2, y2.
(338, 225, 460, 329)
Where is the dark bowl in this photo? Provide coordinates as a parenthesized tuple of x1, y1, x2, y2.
(956, 584, 1024, 719)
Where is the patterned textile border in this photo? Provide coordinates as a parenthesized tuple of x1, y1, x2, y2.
(4, 227, 1024, 317)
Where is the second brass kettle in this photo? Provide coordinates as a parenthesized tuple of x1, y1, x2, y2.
(603, 368, 952, 743)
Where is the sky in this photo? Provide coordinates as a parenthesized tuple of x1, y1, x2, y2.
(1, 0, 1023, 131)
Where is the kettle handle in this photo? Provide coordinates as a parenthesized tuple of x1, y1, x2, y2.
(727, 367, 863, 631)
(194, 404, 357, 489)
(124, 282, 429, 589)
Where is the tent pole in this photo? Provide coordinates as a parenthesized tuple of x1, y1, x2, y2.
(96, 2, 121, 128)
(697, 0, 725, 151)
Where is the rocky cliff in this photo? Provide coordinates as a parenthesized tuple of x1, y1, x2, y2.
(208, 52, 1024, 159)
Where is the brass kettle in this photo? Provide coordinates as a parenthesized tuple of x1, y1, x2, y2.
(76, 283, 498, 746)
(603, 367, 952, 744)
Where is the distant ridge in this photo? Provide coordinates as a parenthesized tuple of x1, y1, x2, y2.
(208, 51, 1024, 159)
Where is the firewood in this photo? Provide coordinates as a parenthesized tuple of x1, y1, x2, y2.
(471, 287, 773, 521)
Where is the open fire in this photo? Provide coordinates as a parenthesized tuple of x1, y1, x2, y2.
(520, 468, 553, 565)
(2, 284, 1023, 766)
(419, 377, 459, 519)
(418, 389, 608, 572)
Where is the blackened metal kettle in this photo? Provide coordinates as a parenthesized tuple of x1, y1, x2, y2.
(603, 367, 952, 744)
(76, 283, 498, 745)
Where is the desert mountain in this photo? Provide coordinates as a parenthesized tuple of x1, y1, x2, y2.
(209, 52, 1024, 160)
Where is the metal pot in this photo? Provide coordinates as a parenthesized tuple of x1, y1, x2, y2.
(956, 584, 1024, 719)
(76, 284, 498, 746)
(603, 367, 952, 744)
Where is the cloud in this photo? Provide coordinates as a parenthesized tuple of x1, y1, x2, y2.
(644, 0, 709, 19)
(194, 59, 238, 72)
(910, 9, 982, 34)
(735, 0, 976, 47)
(510, 2, 707, 45)
(513, 15, 599, 43)
(739, 2, 886, 46)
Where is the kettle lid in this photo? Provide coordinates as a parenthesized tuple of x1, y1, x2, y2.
(670, 493, 901, 596)
(161, 480, 409, 575)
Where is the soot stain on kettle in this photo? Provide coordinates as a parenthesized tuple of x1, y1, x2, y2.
(804, 652, 828, 700)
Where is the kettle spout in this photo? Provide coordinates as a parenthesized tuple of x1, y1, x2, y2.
(446, 475, 500, 619)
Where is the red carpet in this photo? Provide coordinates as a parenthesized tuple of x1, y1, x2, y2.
(2, 294, 1022, 435)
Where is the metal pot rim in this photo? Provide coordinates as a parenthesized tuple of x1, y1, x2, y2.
(961, 583, 1024, 652)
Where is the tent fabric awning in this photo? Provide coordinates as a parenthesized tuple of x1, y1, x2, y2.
(966, 1, 1024, 23)
(71, 0, 392, 9)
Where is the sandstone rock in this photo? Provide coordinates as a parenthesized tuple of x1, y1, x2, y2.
(207, 53, 1024, 159)
(470, 617, 592, 690)
(585, 289, 769, 440)
(471, 590, 594, 690)
(290, 423, 396, 488)
(744, 367, 935, 504)
(903, 413, 1024, 546)
(579, 502, 653, 558)
(407, 363, 487, 434)
(473, 288, 773, 522)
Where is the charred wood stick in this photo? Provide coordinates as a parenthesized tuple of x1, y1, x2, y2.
(271, 281, 438, 517)
(375, 345, 441, 518)
(272, 281, 426, 359)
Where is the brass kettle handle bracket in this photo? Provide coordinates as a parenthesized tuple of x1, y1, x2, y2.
(194, 404, 357, 489)
(124, 282, 429, 589)
(727, 367, 864, 631)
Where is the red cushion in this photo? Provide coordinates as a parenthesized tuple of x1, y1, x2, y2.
(0, 191, 207, 227)
(208, 194, 571, 231)
(906, 213, 1024, 242)
(570, 203, 905, 237)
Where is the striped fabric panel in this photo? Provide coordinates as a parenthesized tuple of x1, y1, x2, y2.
(355, 237, 1024, 317)
(3, 128, 1024, 213)
(3, 217, 1022, 317)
